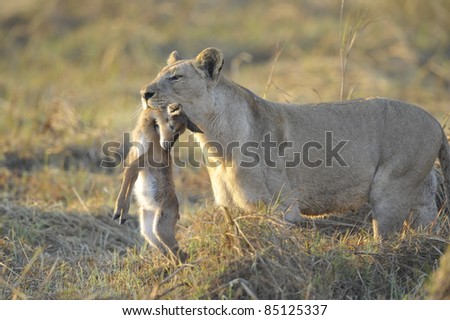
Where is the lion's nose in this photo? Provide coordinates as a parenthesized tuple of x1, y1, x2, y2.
(143, 91, 155, 101)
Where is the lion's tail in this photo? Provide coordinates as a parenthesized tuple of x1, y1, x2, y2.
(438, 129, 450, 211)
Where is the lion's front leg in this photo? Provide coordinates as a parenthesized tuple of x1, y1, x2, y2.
(208, 165, 237, 208)
(224, 166, 271, 212)
(268, 182, 305, 223)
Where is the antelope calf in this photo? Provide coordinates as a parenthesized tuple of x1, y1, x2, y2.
(113, 103, 202, 261)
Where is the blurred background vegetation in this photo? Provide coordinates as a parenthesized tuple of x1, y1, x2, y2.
(2, 0, 449, 208)
(1, 0, 449, 299)
(1, 0, 449, 150)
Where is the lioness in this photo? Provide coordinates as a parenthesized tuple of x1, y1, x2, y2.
(113, 103, 202, 260)
(140, 48, 450, 239)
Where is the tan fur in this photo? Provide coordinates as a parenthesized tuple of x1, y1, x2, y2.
(113, 103, 202, 260)
(140, 47, 450, 240)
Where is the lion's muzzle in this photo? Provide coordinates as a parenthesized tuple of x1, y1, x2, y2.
(140, 87, 158, 110)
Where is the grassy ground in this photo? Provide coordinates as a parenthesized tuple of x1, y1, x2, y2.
(1, 0, 450, 299)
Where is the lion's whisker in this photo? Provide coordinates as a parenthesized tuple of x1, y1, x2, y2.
(129, 104, 142, 120)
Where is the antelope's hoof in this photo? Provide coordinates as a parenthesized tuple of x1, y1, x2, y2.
(112, 212, 121, 221)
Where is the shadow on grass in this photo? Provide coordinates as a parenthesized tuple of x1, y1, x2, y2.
(1, 145, 121, 174)
(0, 200, 140, 255)
(0, 200, 143, 299)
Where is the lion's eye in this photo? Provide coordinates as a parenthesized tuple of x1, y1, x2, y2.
(153, 120, 159, 133)
(168, 74, 182, 81)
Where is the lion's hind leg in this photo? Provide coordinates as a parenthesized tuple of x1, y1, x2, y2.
(369, 170, 425, 240)
(408, 169, 439, 231)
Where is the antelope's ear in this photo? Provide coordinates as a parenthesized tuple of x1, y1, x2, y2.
(167, 103, 182, 116)
(187, 118, 203, 134)
(167, 51, 181, 65)
(194, 47, 224, 81)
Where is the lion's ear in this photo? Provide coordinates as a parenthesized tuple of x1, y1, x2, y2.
(167, 51, 181, 65)
(194, 47, 224, 81)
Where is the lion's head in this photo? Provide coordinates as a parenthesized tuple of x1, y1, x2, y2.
(140, 48, 224, 120)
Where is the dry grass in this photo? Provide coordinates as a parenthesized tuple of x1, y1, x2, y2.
(1, 0, 450, 300)
(2, 198, 449, 299)
(429, 245, 450, 299)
